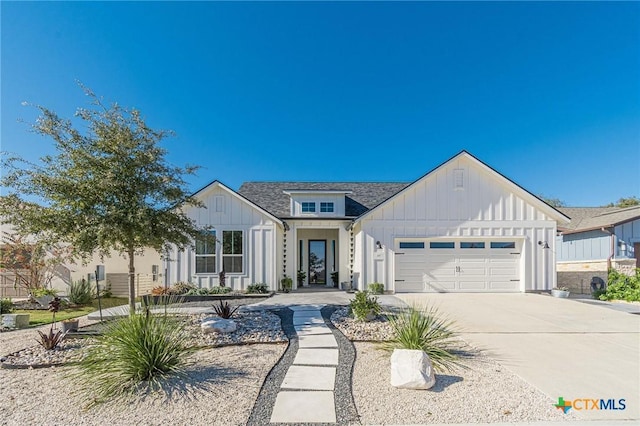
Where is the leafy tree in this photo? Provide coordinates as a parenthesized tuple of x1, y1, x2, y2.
(538, 195, 566, 208)
(0, 230, 72, 292)
(604, 196, 640, 208)
(0, 85, 209, 314)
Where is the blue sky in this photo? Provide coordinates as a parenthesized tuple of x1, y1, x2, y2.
(2, 1, 639, 207)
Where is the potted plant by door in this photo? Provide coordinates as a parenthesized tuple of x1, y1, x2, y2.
(61, 318, 80, 333)
(280, 276, 293, 293)
(330, 271, 339, 288)
(551, 286, 570, 298)
(297, 270, 306, 287)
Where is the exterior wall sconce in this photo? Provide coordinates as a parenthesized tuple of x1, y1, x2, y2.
(538, 241, 550, 249)
(376, 241, 383, 250)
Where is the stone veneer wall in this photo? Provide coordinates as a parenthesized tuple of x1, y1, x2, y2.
(556, 259, 637, 294)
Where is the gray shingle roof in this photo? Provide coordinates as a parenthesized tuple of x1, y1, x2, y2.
(237, 182, 410, 218)
(558, 206, 640, 233)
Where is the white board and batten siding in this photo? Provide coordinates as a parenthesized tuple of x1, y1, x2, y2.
(164, 183, 279, 291)
(353, 154, 562, 293)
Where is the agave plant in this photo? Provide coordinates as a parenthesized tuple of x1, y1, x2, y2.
(213, 300, 239, 319)
(37, 326, 66, 350)
(381, 305, 465, 373)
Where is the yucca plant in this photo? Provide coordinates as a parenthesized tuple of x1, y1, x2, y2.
(70, 306, 196, 406)
(68, 279, 93, 305)
(37, 326, 66, 350)
(381, 305, 465, 373)
(213, 300, 239, 319)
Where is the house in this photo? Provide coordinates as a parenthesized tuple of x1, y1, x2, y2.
(555, 206, 640, 293)
(0, 220, 163, 298)
(164, 151, 570, 293)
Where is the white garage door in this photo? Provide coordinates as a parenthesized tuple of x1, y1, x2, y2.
(394, 240, 521, 292)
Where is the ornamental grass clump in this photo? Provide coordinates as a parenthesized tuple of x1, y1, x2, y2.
(68, 279, 93, 305)
(381, 305, 465, 373)
(71, 307, 196, 406)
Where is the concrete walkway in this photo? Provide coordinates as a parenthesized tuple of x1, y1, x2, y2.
(397, 293, 640, 421)
(269, 305, 339, 424)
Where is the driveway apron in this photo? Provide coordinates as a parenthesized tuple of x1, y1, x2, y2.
(397, 293, 640, 421)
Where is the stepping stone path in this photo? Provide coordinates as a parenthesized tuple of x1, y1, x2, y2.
(270, 305, 339, 424)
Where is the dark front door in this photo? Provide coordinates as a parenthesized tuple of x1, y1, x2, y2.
(635, 243, 640, 268)
(308, 240, 326, 285)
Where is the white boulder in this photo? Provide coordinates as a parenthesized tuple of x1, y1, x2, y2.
(390, 348, 436, 389)
(201, 318, 237, 334)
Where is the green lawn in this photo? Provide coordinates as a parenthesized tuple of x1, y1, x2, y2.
(12, 297, 129, 327)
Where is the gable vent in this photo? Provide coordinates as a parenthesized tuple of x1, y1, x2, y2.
(454, 169, 465, 190)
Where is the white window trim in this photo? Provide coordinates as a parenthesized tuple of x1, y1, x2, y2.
(195, 231, 217, 275)
(222, 230, 244, 274)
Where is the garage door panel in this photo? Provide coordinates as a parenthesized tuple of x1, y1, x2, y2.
(395, 281, 424, 292)
(489, 281, 520, 290)
(426, 281, 456, 291)
(395, 240, 521, 293)
(458, 281, 488, 290)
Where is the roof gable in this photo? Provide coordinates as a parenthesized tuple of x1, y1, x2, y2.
(190, 180, 283, 225)
(559, 205, 640, 233)
(354, 151, 571, 224)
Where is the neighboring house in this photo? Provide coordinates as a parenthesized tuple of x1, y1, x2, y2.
(0, 222, 162, 298)
(69, 250, 163, 298)
(165, 151, 570, 293)
(556, 206, 640, 293)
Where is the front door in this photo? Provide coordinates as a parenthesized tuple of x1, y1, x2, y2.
(635, 243, 640, 268)
(308, 240, 326, 285)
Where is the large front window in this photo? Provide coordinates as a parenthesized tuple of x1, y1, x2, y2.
(195, 231, 216, 273)
(223, 231, 243, 273)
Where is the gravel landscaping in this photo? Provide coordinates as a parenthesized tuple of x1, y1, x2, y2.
(1, 309, 285, 367)
(352, 342, 578, 424)
(0, 299, 587, 425)
(0, 344, 286, 426)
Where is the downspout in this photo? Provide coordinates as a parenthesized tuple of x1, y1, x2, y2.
(601, 227, 615, 271)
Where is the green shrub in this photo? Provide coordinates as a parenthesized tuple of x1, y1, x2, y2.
(349, 291, 381, 321)
(68, 279, 93, 305)
(171, 281, 197, 295)
(247, 283, 269, 294)
(1, 298, 13, 314)
(185, 287, 211, 296)
(381, 305, 464, 373)
(368, 282, 384, 294)
(71, 307, 196, 406)
(600, 268, 640, 302)
(591, 289, 607, 300)
(208, 286, 232, 294)
(31, 288, 58, 297)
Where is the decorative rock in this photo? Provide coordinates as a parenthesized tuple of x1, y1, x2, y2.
(390, 348, 436, 389)
(201, 319, 237, 334)
(2, 314, 30, 329)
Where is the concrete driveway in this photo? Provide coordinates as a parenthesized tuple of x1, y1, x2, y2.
(396, 293, 640, 421)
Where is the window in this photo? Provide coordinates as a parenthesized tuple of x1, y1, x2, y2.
(461, 242, 485, 249)
(195, 231, 216, 273)
(301, 202, 316, 213)
(152, 265, 159, 282)
(430, 242, 455, 249)
(223, 230, 243, 273)
(491, 242, 516, 249)
(399, 242, 425, 249)
(320, 202, 334, 213)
